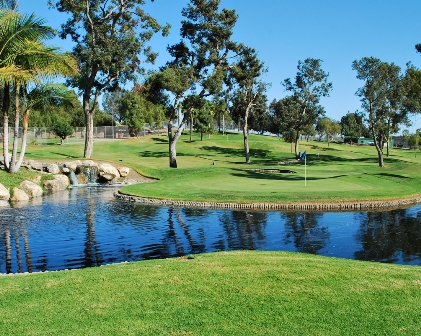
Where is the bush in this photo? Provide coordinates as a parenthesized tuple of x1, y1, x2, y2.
(51, 118, 74, 144)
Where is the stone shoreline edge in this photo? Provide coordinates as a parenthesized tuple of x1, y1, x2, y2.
(114, 191, 421, 212)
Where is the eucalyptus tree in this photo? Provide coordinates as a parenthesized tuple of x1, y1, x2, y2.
(353, 57, 409, 165)
(282, 58, 332, 157)
(49, 0, 170, 158)
(226, 47, 268, 163)
(0, 9, 77, 173)
(381, 62, 410, 157)
(155, 0, 239, 168)
(353, 57, 388, 166)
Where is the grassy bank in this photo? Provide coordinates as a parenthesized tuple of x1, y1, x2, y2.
(19, 132, 421, 203)
(1, 251, 420, 335)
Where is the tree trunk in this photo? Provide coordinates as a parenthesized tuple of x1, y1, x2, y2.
(15, 109, 31, 172)
(294, 132, 300, 158)
(169, 112, 189, 168)
(84, 111, 94, 158)
(83, 90, 95, 158)
(9, 86, 21, 174)
(2, 83, 10, 170)
(372, 133, 384, 167)
(243, 107, 251, 164)
(189, 115, 193, 142)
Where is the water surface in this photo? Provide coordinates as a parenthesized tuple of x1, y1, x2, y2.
(1, 186, 421, 274)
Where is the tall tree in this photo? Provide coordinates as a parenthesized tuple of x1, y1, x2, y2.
(226, 47, 268, 163)
(155, 0, 239, 168)
(0, 9, 77, 173)
(352, 57, 409, 165)
(49, 0, 170, 158)
(282, 58, 332, 157)
(353, 57, 388, 167)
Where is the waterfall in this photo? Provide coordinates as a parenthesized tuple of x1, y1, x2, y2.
(68, 171, 79, 186)
(76, 165, 99, 184)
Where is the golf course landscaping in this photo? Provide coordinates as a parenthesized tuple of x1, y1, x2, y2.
(1, 132, 421, 335)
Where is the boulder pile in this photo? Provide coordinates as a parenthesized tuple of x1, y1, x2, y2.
(0, 159, 131, 207)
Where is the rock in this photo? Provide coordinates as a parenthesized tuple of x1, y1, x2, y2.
(82, 160, 98, 167)
(77, 174, 87, 185)
(24, 159, 43, 171)
(99, 173, 116, 182)
(118, 167, 130, 177)
(0, 200, 9, 207)
(10, 187, 29, 202)
(29, 175, 42, 185)
(20, 180, 43, 197)
(61, 167, 70, 173)
(98, 163, 120, 178)
(0, 183, 10, 201)
(43, 175, 70, 191)
(46, 163, 60, 174)
(63, 160, 82, 171)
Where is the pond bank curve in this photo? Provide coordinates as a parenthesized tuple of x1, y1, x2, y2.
(113, 191, 421, 212)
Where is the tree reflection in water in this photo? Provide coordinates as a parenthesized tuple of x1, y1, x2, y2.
(282, 212, 330, 254)
(2, 186, 421, 273)
(354, 209, 421, 264)
(220, 211, 267, 250)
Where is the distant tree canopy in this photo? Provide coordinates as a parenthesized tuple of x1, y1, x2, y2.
(340, 112, 369, 143)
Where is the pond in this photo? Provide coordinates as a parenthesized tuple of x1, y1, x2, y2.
(1, 186, 421, 274)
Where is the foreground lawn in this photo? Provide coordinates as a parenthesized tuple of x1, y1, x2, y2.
(22, 132, 421, 203)
(0, 251, 420, 335)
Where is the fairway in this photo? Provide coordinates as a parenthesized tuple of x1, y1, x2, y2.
(18, 132, 421, 204)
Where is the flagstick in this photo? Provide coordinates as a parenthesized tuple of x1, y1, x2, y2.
(305, 155, 307, 186)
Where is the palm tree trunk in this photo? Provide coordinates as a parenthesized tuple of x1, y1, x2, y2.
(15, 108, 30, 171)
(2, 83, 10, 170)
(9, 85, 21, 173)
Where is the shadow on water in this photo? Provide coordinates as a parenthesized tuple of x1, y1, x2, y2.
(1, 187, 421, 274)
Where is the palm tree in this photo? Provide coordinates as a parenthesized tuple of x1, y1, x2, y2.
(0, 9, 78, 173)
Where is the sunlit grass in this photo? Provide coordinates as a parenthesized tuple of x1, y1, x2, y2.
(20, 132, 421, 203)
(1, 251, 421, 335)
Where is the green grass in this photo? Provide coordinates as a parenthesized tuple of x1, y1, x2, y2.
(21, 132, 421, 203)
(1, 251, 420, 335)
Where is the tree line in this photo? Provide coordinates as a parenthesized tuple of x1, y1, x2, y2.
(2, 0, 421, 173)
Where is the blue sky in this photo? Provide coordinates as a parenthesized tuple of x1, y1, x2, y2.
(19, 0, 421, 132)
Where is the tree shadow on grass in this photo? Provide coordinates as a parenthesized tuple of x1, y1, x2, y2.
(151, 137, 168, 143)
(138, 150, 185, 158)
(50, 152, 80, 158)
(374, 173, 412, 179)
(201, 145, 272, 159)
(230, 168, 348, 181)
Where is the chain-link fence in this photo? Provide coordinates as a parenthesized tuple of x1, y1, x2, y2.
(0, 125, 168, 145)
